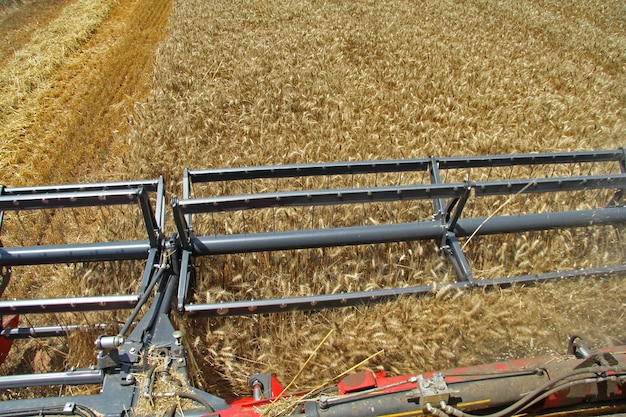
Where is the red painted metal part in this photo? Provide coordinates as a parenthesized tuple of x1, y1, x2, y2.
(202, 345, 626, 417)
(0, 315, 18, 366)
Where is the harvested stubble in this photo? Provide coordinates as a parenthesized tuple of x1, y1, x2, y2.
(1, 0, 625, 409)
(0, 0, 172, 398)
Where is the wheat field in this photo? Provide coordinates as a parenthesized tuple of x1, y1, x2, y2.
(1, 0, 625, 404)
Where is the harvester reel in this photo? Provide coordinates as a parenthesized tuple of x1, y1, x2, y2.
(0, 149, 624, 416)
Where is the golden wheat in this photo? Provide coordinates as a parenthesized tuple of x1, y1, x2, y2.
(0, 0, 624, 407)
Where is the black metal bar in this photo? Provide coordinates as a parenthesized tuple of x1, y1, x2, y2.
(619, 148, 626, 173)
(608, 149, 626, 206)
(0, 184, 5, 231)
(183, 167, 193, 227)
(139, 247, 159, 294)
(188, 159, 431, 183)
(171, 196, 191, 249)
(137, 187, 160, 248)
(0, 188, 144, 211)
(438, 149, 625, 170)
(0, 259, 9, 297)
(185, 265, 626, 318)
(177, 183, 468, 214)
(185, 150, 624, 185)
(189, 208, 626, 255)
(185, 283, 446, 317)
(473, 174, 626, 196)
(475, 265, 626, 288)
(177, 249, 192, 312)
(2, 179, 162, 195)
(155, 176, 166, 230)
(429, 156, 447, 221)
(119, 265, 166, 338)
(0, 240, 151, 266)
(0, 369, 104, 389)
(0, 294, 139, 315)
(446, 182, 472, 231)
(443, 232, 473, 282)
(2, 325, 80, 338)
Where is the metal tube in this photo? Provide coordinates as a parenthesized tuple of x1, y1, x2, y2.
(0, 369, 103, 389)
(2, 325, 80, 338)
(190, 208, 626, 255)
(0, 240, 151, 266)
(191, 222, 444, 255)
(453, 207, 626, 237)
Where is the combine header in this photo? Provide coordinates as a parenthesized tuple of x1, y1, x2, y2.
(0, 149, 624, 416)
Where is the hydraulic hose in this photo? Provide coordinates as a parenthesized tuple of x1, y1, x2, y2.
(118, 264, 166, 337)
(176, 391, 215, 412)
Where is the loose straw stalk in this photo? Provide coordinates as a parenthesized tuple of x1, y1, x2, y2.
(306, 349, 385, 396)
(462, 180, 535, 250)
(261, 329, 334, 417)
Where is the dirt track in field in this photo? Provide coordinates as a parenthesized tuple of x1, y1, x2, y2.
(0, 0, 171, 185)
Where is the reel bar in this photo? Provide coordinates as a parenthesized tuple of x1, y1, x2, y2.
(0, 240, 151, 266)
(2, 178, 163, 195)
(187, 159, 430, 183)
(473, 174, 626, 196)
(174, 175, 626, 218)
(175, 182, 469, 214)
(0, 294, 139, 315)
(184, 265, 626, 318)
(0, 150, 624, 416)
(0, 187, 145, 211)
(185, 149, 625, 183)
(437, 149, 625, 169)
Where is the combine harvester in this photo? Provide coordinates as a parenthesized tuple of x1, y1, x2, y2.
(0, 149, 624, 416)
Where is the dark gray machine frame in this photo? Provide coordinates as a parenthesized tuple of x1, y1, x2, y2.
(0, 149, 624, 416)
(173, 149, 626, 316)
